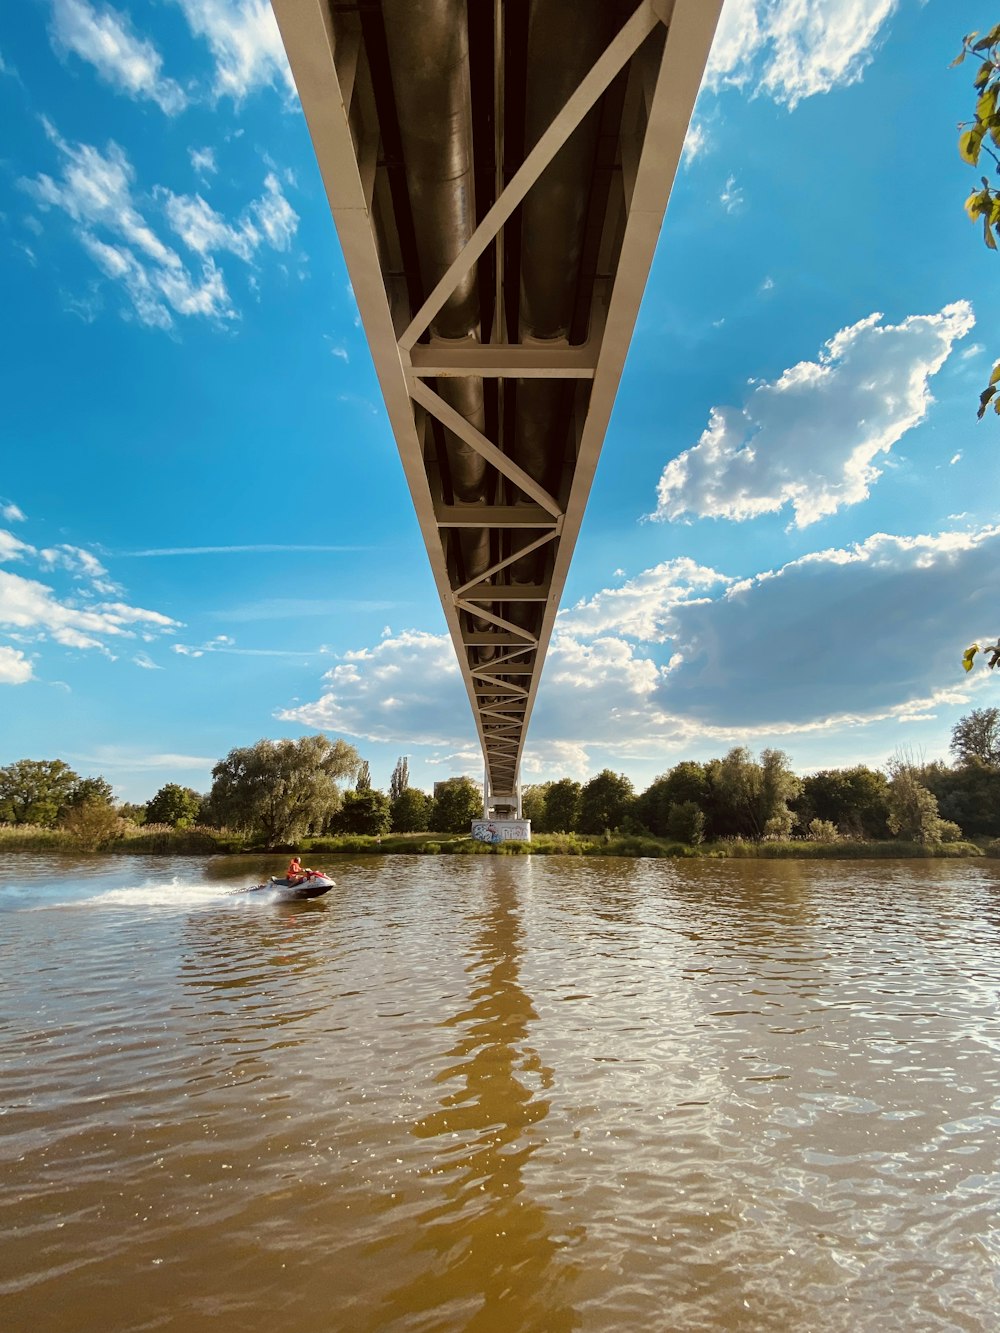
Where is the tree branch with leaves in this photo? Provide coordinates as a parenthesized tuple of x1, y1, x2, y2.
(954, 23, 1000, 415)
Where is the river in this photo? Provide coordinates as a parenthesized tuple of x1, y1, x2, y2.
(1, 854, 998, 1331)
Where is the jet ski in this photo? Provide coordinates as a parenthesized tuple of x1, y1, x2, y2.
(230, 872, 336, 901)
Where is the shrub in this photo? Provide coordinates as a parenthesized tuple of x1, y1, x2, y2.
(807, 819, 839, 842)
(60, 799, 122, 851)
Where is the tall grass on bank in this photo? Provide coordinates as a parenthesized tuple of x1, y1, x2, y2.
(0, 824, 74, 852)
(0, 823, 987, 859)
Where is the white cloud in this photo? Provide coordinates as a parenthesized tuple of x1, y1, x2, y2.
(132, 651, 162, 669)
(719, 174, 744, 213)
(0, 530, 36, 562)
(707, 0, 899, 108)
(950, 451, 962, 465)
(279, 524, 1000, 777)
(21, 129, 299, 329)
(162, 172, 297, 261)
(0, 570, 179, 650)
(162, 191, 260, 261)
(189, 145, 217, 177)
(651, 301, 975, 528)
(559, 558, 729, 642)
(68, 746, 215, 772)
(650, 526, 1000, 728)
(50, 0, 187, 114)
(173, 0, 294, 102)
(681, 119, 708, 164)
(1, 501, 27, 523)
(277, 629, 467, 745)
(23, 129, 236, 328)
(39, 543, 110, 579)
(0, 518, 179, 667)
(0, 645, 33, 685)
(28, 128, 175, 264)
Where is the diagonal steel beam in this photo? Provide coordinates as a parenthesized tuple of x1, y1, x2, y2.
(411, 378, 562, 517)
(398, 0, 661, 351)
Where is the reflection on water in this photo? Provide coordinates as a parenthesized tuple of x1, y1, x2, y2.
(1, 854, 1000, 1331)
(376, 870, 580, 1332)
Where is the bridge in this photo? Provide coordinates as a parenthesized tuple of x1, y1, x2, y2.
(271, 0, 722, 818)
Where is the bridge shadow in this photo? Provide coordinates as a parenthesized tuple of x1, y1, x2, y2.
(371, 869, 582, 1332)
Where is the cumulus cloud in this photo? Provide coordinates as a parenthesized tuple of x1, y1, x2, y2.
(50, 0, 187, 113)
(277, 629, 468, 746)
(1, 500, 27, 523)
(279, 524, 1000, 773)
(559, 558, 730, 642)
(173, 0, 294, 102)
(651, 302, 974, 528)
(707, 0, 899, 108)
(0, 645, 33, 684)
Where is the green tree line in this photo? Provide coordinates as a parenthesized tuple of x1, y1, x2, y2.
(3, 709, 999, 849)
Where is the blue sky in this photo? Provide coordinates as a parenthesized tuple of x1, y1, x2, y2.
(2, 0, 1000, 802)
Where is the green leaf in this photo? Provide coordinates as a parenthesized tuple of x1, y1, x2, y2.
(975, 59, 994, 87)
(978, 384, 997, 418)
(972, 24, 1000, 52)
(985, 214, 998, 248)
(963, 645, 980, 672)
(991, 196, 1000, 226)
(990, 363, 1000, 386)
(978, 86, 998, 120)
(995, 394, 1000, 414)
(966, 188, 989, 219)
(960, 125, 985, 164)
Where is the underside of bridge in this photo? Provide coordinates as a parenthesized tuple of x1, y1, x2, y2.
(272, 0, 721, 815)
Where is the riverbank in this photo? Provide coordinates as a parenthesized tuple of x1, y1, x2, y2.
(0, 824, 987, 858)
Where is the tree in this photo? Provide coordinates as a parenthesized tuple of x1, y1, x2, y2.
(335, 788, 391, 836)
(208, 735, 360, 844)
(519, 783, 551, 829)
(61, 798, 121, 851)
(356, 760, 372, 793)
(796, 766, 890, 839)
(710, 747, 800, 841)
(922, 758, 1000, 838)
(0, 759, 81, 826)
(389, 756, 410, 802)
(65, 776, 114, 809)
(544, 778, 582, 833)
(579, 770, 634, 833)
(636, 762, 710, 837)
(953, 23, 1000, 416)
(886, 755, 944, 843)
(117, 802, 147, 825)
(950, 707, 1000, 766)
(146, 783, 202, 827)
(391, 786, 430, 833)
(666, 800, 705, 845)
(432, 777, 482, 833)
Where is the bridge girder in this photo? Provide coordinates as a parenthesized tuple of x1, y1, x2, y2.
(271, 0, 722, 811)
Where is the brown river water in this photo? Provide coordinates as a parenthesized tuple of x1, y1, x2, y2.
(1, 854, 999, 1332)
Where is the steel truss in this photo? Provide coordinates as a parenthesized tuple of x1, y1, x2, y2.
(271, 0, 721, 814)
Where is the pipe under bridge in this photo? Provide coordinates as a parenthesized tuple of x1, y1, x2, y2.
(272, 0, 722, 817)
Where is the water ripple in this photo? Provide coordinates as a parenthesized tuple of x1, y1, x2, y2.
(2, 854, 999, 1330)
